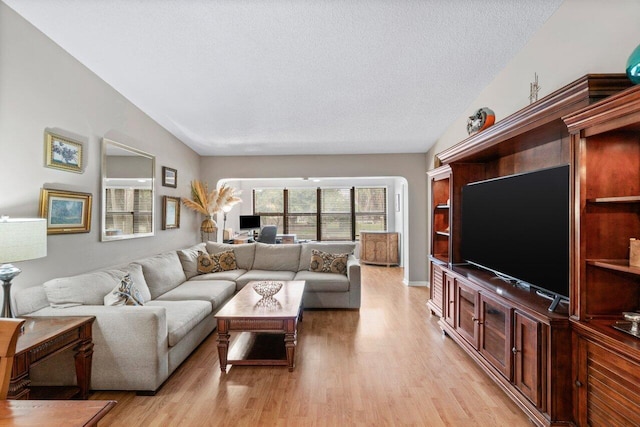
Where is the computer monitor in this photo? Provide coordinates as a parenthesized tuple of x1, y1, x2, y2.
(239, 215, 261, 230)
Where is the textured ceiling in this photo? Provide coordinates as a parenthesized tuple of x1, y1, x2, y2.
(3, 0, 563, 156)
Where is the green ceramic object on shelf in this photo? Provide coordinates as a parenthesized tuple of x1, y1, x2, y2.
(626, 43, 640, 84)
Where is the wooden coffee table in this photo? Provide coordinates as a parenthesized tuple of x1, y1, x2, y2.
(215, 280, 305, 373)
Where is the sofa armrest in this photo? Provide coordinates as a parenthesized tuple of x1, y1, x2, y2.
(27, 305, 170, 391)
(347, 255, 361, 308)
(347, 254, 361, 283)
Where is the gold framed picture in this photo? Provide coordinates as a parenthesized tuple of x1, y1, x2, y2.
(39, 189, 92, 234)
(162, 196, 180, 230)
(44, 131, 83, 173)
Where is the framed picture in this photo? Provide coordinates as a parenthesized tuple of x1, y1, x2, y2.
(44, 131, 83, 173)
(162, 167, 177, 188)
(162, 196, 180, 230)
(39, 189, 92, 234)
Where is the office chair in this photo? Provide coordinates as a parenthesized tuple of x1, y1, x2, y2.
(256, 225, 277, 244)
(0, 318, 25, 399)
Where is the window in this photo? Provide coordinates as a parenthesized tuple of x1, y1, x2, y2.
(287, 188, 317, 240)
(355, 187, 387, 238)
(254, 189, 284, 233)
(320, 188, 352, 241)
(253, 186, 388, 241)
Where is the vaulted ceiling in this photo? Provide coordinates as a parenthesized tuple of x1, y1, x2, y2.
(3, 0, 563, 156)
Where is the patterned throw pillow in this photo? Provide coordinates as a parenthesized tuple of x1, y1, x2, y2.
(309, 249, 349, 275)
(104, 274, 145, 306)
(197, 250, 238, 274)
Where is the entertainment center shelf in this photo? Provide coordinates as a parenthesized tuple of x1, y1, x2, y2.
(586, 259, 640, 276)
(587, 195, 640, 203)
(427, 74, 636, 427)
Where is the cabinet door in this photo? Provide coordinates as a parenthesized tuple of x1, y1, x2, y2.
(513, 311, 541, 407)
(429, 262, 444, 316)
(456, 280, 479, 349)
(444, 273, 456, 328)
(479, 294, 512, 380)
(575, 334, 640, 426)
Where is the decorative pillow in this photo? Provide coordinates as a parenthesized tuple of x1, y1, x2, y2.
(197, 250, 238, 274)
(309, 249, 349, 275)
(177, 242, 207, 279)
(104, 274, 145, 306)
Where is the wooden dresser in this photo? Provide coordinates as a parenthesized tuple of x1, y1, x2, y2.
(360, 231, 399, 266)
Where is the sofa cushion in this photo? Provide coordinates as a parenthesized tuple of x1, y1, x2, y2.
(236, 270, 297, 290)
(294, 270, 350, 292)
(252, 243, 301, 271)
(189, 269, 247, 282)
(43, 263, 151, 308)
(104, 274, 145, 306)
(135, 252, 187, 299)
(177, 242, 207, 280)
(309, 249, 349, 275)
(197, 250, 237, 274)
(206, 242, 255, 270)
(155, 280, 236, 311)
(298, 242, 356, 271)
(146, 300, 212, 347)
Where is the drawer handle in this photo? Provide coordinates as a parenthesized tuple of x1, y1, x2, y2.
(575, 380, 582, 387)
(512, 347, 519, 354)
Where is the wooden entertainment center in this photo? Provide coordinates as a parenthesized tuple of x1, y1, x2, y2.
(428, 74, 640, 426)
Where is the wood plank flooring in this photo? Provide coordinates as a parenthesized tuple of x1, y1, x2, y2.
(92, 265, 531, 426)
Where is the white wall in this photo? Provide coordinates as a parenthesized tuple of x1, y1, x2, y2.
(201, 154, 429, 285)
(0, 4, 201, 299)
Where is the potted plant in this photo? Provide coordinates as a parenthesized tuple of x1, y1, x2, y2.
(182, 181, 241, 240)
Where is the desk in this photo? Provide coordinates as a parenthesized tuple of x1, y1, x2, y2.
(11, 316, 95, 400)
(0, 400, 116, 426)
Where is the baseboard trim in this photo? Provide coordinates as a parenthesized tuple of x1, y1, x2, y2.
(407, 281, 428, 287)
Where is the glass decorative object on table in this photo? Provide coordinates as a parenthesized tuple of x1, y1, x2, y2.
(252, 281, 283, 298)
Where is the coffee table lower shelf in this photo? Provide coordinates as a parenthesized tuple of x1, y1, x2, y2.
(216, 317, 301, 373)
(225, 332, 289, 367)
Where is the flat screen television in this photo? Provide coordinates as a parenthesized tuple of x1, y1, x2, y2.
(239, 215, 261, 230)
(460, 165, 569, 311)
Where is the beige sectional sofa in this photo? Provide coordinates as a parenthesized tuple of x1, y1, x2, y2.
(13, 241, 360, 393)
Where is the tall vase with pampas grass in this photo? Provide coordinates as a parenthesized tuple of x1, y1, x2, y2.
(182, 181, 241, 241)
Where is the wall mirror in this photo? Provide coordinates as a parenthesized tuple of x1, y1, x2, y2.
(101, 139, 155, 241)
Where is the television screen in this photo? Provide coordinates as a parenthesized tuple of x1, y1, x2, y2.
(460, 165, 569, 299)
(239, 215, 261, 230)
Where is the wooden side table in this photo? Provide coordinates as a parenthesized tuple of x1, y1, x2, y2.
(10, 316, 95, 400)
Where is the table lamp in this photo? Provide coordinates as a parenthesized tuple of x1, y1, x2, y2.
(0, 218, 47, 318)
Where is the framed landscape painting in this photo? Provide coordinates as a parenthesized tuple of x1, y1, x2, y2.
(44, 131, 83, 173)
(162, 196, 180, 229)
(39, 189, 92, 234)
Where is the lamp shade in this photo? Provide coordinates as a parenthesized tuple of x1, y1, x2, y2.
(626, 43, 640, 84)
(0, 218, 47, 263)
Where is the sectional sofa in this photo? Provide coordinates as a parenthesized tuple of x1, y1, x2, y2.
(13, 241, 360, 393)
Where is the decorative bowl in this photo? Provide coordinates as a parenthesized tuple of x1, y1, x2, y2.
(252, 281, 283, 298)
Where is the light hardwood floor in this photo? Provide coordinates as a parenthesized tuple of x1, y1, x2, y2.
(92, 265, 531, 426)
